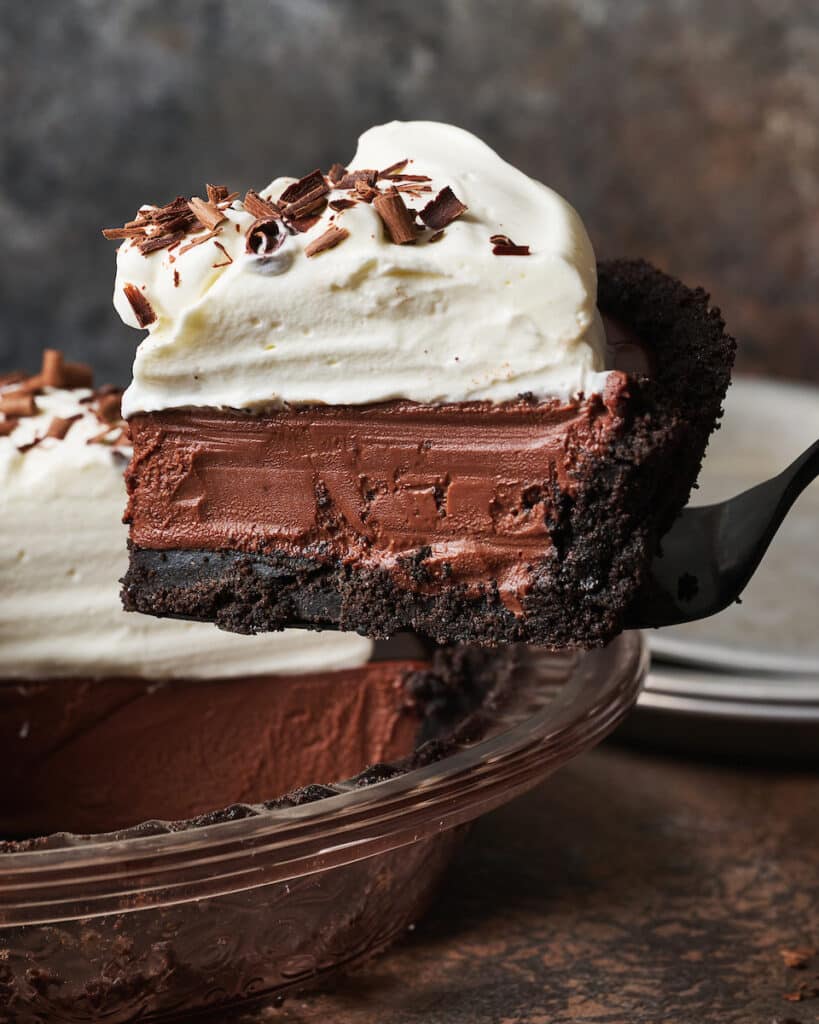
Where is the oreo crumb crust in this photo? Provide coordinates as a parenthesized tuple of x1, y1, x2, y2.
(122, 259, 735, 648)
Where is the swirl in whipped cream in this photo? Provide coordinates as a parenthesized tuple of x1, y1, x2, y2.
(110, 121, 608, 416)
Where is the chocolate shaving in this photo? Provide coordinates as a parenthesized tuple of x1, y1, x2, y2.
(420, 186, 467, 230)
(0, 393, 37, 417)
(101, 226, 145, 240)
(353, 180, 380, 203)
(173, 269, 180, 287)
(281, 188, 328, 220)
(428, 230, 445, 243)
(188, 196, 226, 231)
(138, 230, 187, 256)
(103, 188, 234, 254)
(94, 392, 123, 425)
(243, 190, 281, 220)
(329, 198, 356, 212)
(373, 186, 417, 244)
(305, 225, 350, 258)
(46, 415, 82, 440)
(278, 169, 328, 206)
(383, 173, 432, 183)
(246, 217, 285, 255)
(490, 233, 530, 256)
(379, 159, 409, 178)
(337, 169, 378, 190)
(212, 240, 233, 267)
(0, 372, 26, 389)
(0, 418, 18, 436)
(206, 184, 230, 204)
(327, 162, 347, 184)
(288, 214, 323, 234)
(61, 362, 94, 388)
(178, 229, 220, 255)
(123, 283, 157, 327)
(41, 349, 65, 388)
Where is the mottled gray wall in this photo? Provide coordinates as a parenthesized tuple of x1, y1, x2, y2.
(2, 0, 818, 384)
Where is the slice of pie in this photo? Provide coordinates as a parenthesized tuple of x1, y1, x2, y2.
(106, 121, 734, 647)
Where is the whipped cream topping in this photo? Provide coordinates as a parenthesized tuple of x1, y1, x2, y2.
(113, 121, 608, 416)
(0, 385, 372, 680)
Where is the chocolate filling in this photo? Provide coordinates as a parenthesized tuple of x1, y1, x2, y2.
(0, 642, 511, 846)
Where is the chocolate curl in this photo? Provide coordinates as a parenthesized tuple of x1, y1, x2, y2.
(490, 233, 530, 256)
(246, 218, 286, 256)
(46, 415, 82, 440)
(304, 226, 350, 258)
(0, 393, 37, 417)
(373, 186, 417, 244)
(187, 196, 226, 231)
(420, 187, 467, 230)
(123, 283, 157, 327)
(243, 190, 280, 220)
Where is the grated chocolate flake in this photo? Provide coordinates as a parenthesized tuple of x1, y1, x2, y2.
(138, 230, 187, 256)
(420, 186, 467, 230)
(212, 240, 233, 267)
(123, 283, 157, 327)
(243, 189, 281, 220)
(337, 169, 378, 190)
(94, 391, 123, 425)
(103, 187, 235, 255)
(490, 233, 530, 256)
(178, 229, 220, 255)
(383, 173, 432, 183)
(41, 349, 65, 388)
(305, 225, 350, 258)
(279, 169, 329, 206)
(246, 217, 285, 255)
(46, 415, 82, 441)
(379, 159, 409, 178)
(353, 179, 380, 203)
(0, 393, 37, 417)
(187, 196, 226, 231)
(288, 214, 323, 234)
(282, 189, 328, 221)
(329, 198, 356, 212)
(373, 186, 418, 244)
(206, 184, 231, 204)
(327, 162, 348, 184)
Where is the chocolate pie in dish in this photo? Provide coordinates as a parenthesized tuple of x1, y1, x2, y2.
(107, 121, 734, 648)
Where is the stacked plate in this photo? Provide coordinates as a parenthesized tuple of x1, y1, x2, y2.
(624, 376, 819, 758)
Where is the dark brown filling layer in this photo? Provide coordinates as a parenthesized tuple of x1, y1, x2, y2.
(0, 660, 423, 838)
(127, 371, 635, 612)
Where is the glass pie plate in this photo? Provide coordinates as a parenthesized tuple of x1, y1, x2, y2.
(0, 633, 645, 1024)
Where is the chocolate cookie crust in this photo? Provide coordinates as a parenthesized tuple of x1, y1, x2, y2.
(123, 260, 735, 647)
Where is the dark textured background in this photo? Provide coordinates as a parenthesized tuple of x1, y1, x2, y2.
(2, 0, 818, 384)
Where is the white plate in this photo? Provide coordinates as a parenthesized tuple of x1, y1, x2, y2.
(648, 376, 819, 675)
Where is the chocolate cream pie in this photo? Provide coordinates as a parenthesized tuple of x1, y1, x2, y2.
(107, 121, 734, 648)
(0, 353, 496, 838)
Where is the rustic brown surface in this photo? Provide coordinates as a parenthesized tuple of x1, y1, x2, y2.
(238, 741, 819, 1024)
